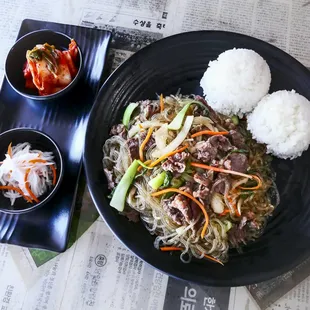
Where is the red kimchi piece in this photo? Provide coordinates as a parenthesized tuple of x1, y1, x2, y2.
(23, 40, 79, 96)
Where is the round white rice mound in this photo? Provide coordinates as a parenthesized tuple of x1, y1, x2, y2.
(247, 90, 310, 159)
(200, 48, 271, 116)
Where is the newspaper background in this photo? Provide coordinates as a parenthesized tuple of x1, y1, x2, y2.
(1, 0, 310, 309)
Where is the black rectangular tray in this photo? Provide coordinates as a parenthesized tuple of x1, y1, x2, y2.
(0, 19, 111, 252)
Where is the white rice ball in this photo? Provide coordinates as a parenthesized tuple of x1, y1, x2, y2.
(200, 48, 271, 116)
(247, 90, 310, 159)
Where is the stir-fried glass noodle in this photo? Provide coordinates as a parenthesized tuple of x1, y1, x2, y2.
(103, 94, 279, 265)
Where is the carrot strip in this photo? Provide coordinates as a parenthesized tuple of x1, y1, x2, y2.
(139, 127, 154, 161)
(24, 169, 39, 203)
(160, 247, 223, 265)
(137, 159, 152, 172)
(227, 196, 240, 217)
(239, 175, 262, 190)
(160, 94, 164, 112)
(191, 130, 229, 138)
(29, 159, 47, 164)
(152, 188, 209, 239)
(190, 162, 253, 179)
(220, 209, 230, 216)
(7, 143, 12, 158)
(0, 186, 33, 203)
(160, 247, 183, 252)
(203, 253, 224, 266)
(50, 165, 57, 186)
(149, 145, 188, 168)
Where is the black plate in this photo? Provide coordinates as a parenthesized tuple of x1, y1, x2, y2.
(84, 31, 310, 286)
(0, 19, 111, 252)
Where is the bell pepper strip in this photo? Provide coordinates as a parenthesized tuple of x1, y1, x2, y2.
(191, 130, 229, 138)
(151, 188, 209, 239)
(122, 102, 139, 128)
(110, 160, 140, 211)
(139, 127, 153, 161)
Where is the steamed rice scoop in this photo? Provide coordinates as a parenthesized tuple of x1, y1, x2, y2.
(0, 142, 57, 205)
(200, 48, 271, 116)
(248, 90, 310, 159)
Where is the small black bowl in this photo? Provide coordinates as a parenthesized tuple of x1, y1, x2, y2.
(5, 30, 83, 101)
(0, 128, 64, 214)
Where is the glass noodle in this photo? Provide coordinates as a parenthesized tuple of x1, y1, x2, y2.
(102, 95, 278, 264)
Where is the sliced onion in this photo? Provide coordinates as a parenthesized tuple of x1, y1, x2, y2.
(193, 116, 214, 131)
(210, 193, 225, 214)
(153, 124, 169, 151)
(152, 116, 193, 158)
(128, 120, 165, 137)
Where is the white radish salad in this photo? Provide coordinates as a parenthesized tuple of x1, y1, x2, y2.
(0, 142, 57, 206)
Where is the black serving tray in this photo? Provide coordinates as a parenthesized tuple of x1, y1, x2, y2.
(0, 19, 111, 252)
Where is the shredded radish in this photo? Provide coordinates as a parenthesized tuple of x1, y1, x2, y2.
(0, 142, 56, 205)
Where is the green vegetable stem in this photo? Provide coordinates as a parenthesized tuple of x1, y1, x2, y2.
(122, 103, 139, 128)
(148, 172, 167, 190)
(110, 160, 140, 211)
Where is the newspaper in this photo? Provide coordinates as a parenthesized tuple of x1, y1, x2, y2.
(1, 0, 310, 309)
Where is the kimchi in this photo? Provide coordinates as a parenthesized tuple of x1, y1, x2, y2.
(23, 40, 79, 96)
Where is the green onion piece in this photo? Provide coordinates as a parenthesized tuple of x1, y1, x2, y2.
(107, 187, 116, 199)
(239, 191, 254, 198)
(122, 103, 139, 128)
(135, 168, 148, 179)
(137, 160, 153, 169)
(231, 115, 239, 125)
(170, 178, 184, 188)
(110, 160, 140, 211)
(168, 103, 191, 130)
(230, 149, 249, 154)
(163, 177, 185, 198)
(223, 220, 232, 232)
(148, 172, 167, 190)
(162, 171, 172, 187)
(181, 99, 209, 112)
